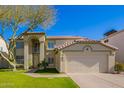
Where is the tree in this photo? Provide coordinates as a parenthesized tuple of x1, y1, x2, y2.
(0, 5, 56, 71)
(104, 29, 117, 37)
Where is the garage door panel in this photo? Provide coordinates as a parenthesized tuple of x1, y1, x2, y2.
(64, 52, 108, 73)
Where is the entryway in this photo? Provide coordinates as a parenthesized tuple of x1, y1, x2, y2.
(32, 39, 40, 68)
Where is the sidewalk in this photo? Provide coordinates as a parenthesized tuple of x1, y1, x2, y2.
(25, 73, 68, 78)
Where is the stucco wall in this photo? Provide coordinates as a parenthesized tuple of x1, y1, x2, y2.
(103, 32, 124, 63)
(0, 37, 8, 53)
(63, 43, 112, 51)
(57, 43, 115, 73)
(23, 34, 45, 69)
(55, 52, 61, 72)
(0, 57, 10, 68)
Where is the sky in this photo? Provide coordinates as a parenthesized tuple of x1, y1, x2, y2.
(2, 5, 124, 40)
(44, 5, 124, 40)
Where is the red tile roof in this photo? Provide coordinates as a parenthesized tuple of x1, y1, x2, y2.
(47, 36, 82, 40)
(55, 38, 118, 50)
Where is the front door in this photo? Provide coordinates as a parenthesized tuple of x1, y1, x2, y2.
(33, 53, 40, 68)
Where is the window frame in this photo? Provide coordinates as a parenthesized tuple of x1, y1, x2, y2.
(16, 42, 24, 49)
(16, 56, 24, 64)
(48, 57, 54, 64)
(48, 41, 55, 49)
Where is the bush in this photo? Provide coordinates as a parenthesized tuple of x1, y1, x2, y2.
(38, 59, 48, 70)
(115, 64, 123, 71)
(16, 64, 24, 68)
(114, 62, 124, 72)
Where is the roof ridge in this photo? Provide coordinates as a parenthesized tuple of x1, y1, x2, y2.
(55, 39, 117, 50)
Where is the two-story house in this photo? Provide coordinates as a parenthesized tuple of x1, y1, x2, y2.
(102, 30, 124, 63)
(15, 32, 117, 73)
(0, 36, 9, 68)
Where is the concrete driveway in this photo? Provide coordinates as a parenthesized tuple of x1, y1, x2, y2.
(68, 73, 124, 88)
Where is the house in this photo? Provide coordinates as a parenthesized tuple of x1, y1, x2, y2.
(15, 32, 117, 73)
(0, 36, 9, 68)
(102, 30, 124, 63)
(0, 36, 8, 53)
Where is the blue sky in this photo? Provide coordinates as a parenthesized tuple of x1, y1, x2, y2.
(44, 5, 124, 40)
(2, 5, 124, 40)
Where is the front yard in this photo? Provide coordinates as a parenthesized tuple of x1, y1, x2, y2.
(0, 69, 79, 88)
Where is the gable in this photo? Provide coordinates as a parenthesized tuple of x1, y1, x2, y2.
(62, 43, 114, 51)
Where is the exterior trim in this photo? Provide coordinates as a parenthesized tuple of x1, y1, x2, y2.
(24, 32, 45, 35)
(57, 41, 118, 51)
(46, 36, 82, 40)
(63, 50, 111, 53)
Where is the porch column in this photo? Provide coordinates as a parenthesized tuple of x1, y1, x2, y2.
(24, 40, 29, 70)
(108, 51, 116, 73)
(39, 41, 45, 63)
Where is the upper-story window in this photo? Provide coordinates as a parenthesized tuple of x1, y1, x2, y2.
(32, 41, 40, 53)
(48, 41, 55, 49)
(16, 42, 24, 49)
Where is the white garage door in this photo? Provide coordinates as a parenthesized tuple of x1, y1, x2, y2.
(64, 52, 108, 73)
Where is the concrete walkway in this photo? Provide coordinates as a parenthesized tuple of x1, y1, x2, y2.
(25, 73, 68, 78)
(68, 73, 124, 88)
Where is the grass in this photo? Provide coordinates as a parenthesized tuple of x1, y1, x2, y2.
(35, 68, 59, 74)
(0, 69, 79, 88)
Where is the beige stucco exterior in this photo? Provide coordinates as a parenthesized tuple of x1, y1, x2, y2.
(0, 36, 8, 53)
(15, 33, 45, 70)
(0, 37, 9, 68)
(102, 31, 124, 63)
(55, 43, 116, 73)
(0, 32, 115, 73)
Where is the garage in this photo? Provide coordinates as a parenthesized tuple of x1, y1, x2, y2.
(55, 39, 117, 73)
(63, 52, 108, 73)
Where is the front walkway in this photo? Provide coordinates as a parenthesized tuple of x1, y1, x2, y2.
(68, 73, 124, 88)
(25, 73, 68, 78)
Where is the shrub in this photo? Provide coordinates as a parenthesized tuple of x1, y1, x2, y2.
(114, 62, 124, 73)
(16, 64, 24, 68)
(38, 59, 48, 70)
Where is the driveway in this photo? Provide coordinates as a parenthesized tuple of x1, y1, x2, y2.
(68, 73, 124, 88)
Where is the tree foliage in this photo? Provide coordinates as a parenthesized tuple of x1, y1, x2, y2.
(0, 5, 56, 71)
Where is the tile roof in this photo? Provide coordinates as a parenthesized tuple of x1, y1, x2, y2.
(47, 36, 82, 39)
(55, 38, 118, 50)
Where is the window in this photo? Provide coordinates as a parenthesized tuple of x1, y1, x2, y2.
(32, 42, 40, 53)
(48, 57, 54, 64)
(48, 41, 55, 49)
(16, 56, 24, 64)
(16, 42, 24, 49)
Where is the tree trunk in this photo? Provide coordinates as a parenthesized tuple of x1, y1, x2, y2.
(12, 64, 16, 71)
(0, 52, 16, 71)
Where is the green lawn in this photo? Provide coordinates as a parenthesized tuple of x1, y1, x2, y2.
(0, 69, 79, 88)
